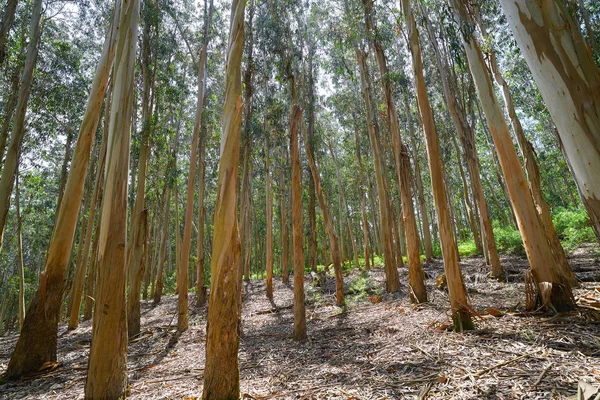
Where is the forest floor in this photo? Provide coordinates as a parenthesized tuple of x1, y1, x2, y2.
(1, 249, 600, 399)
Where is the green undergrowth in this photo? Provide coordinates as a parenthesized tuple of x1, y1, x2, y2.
(552, 207, 597, 253)
(345, 270, 382, 306)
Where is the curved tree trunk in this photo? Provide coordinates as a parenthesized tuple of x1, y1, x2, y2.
(450, 0, 574, 311)
(202, 0, 245, 396)
(85, 0, 139, 396)
(476, 6, 578, 286)
(403, 0, 472, 329)
(4, 0, 120, 379)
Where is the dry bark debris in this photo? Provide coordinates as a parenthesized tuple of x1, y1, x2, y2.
(0, 253, 599, 399)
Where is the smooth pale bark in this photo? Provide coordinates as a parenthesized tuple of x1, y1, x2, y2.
(127, 5, 154, 337)
(405, 96, 433, 262)
(68, 138, 105, 330)
(420, 4, 503, 277)
(84, 94, 111, 322)
(402, 0, 472, 329)
(240, 2, 254, 285)
(265, 137, 273, 299)
(85, 0, 139, 396)
(475, 15, 577, 286)
(181, 0, 213, 319)
(290, 105, 307, 340)
(355, 48, 400, 292)
(365, 0, 426, 300)
(53, 130, 75, 225)
(0, 0, 17, 69)
(302, 123, 344, 306)
(4, 0, 120, 379)
(202, 0, 245, 396)
(15, 171, 24, 330)
(307, 61, 318, 273)
(280, 147, 289, 284)
(0, 0, 43, 255)
(451, 0, 574, 310)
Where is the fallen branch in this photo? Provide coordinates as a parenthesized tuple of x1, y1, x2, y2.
(532, 363, 553, 388)
(473, 350, 541, 377)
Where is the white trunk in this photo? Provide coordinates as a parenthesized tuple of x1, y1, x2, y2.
(499, 0, 600, 241)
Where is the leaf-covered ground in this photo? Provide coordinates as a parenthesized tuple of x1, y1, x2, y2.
(1, 251, 599, 399)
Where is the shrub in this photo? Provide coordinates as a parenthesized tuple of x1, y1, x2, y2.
(493, 222, 525, 256)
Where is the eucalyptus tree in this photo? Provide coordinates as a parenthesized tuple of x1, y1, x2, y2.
(0, 0, 43, 256)
(85, 0, 140, 395)
(202, 0, 245, 396)
(3, 0, 120, 379)
(449, 0, 574, 311)
(499, 0, 600, 244)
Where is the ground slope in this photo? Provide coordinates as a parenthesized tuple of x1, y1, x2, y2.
(1, 252, 599, 399)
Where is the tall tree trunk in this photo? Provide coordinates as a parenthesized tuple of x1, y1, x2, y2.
(153, 188, 170, 305)
(280, 146, 289, 284)
(68, 133, 106, 330)
(355, 47, 399, 292)
(328, 140, 360, 270)
(193, 0, 213, 308)
(85, 0, 139, 396)
(420, 7, 503, 277)
(196, 125, 208, 305)
(475, 14, 577, 286)
(405, 95, 433, 262)
(451, 0, 574, 310)
(265, 136, 274, 299)
(302, 122, 345, 306)
(0, 0, 43, 255)
(239, 1, 254, 287)
(4, 0, 120, 378)
(202, 0, 245, 396)
(402, 0, 472, 329)
(15, 170, 24, 330)
(126, 0, 156, 337)
(0, 0, 18, 69)
(364, 0, 425, 299)
(354, 125, 370, 270)
(290, 104, 307, 339)
(84, 94, 112, 322)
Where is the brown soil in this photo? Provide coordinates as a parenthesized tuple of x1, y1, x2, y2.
(1, 252, 599, 399)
